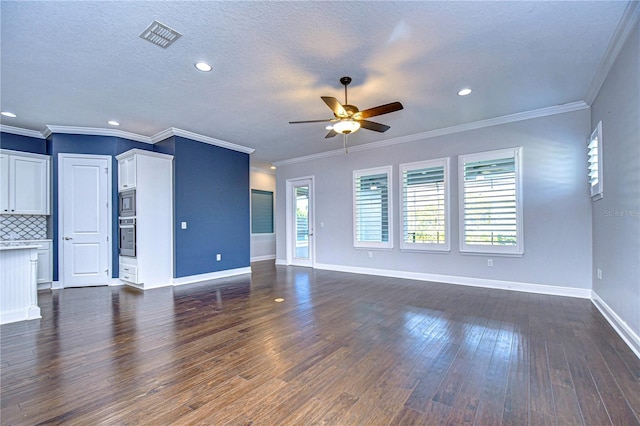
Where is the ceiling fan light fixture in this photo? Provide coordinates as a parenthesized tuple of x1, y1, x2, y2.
(333, 119, 361, 135)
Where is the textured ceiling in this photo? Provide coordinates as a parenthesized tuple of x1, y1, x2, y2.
(0, 1, 631, 170)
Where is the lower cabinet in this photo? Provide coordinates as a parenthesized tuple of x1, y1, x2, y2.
(36, 241, 52, 287)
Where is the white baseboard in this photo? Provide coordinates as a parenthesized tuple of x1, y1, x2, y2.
(251, 255, 276, 262)
(171, 267, 252, 287)
(313, 262, 592, 299)
(51, 280, 62, 290)
(0, 305, 41, 325)
(591, 291, 640, 359)
(275, 259, 287, 266)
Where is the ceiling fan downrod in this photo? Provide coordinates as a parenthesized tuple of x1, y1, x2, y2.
(340, 76, 352, 105)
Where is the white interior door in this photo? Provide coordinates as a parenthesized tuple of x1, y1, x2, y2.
(286, 177, 314, 267)
(59, 154, 111, 287)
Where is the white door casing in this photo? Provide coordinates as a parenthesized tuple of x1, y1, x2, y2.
(59, 154, 111, 287)
(286, 176, 315, 267)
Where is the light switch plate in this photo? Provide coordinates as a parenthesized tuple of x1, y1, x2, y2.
(181, 222, 187, 229)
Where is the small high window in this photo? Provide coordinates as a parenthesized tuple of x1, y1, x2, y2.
(588, 121, 603, 200)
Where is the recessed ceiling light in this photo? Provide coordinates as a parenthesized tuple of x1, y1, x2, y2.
(1, 111, 17, 118)
(270, 166, 276, 170)
(325, 125, 333, 130)
(108, 120, 120, 126)
(458, 88, 472, 96)
(195, 62, 212, 72)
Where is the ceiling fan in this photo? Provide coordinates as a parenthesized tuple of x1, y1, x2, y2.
(289, 76, 404, 139)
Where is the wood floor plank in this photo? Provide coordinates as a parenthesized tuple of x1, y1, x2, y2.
(1, 261, 638, 425)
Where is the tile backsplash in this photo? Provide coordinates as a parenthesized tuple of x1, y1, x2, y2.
(0, 215, 48, 240)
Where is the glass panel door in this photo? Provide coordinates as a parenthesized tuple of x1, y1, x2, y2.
(294, 185, 309, 259)
(287, 177, 314, 267)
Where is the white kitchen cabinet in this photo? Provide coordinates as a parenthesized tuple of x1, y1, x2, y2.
(118, 155, 137, 191)
(116, 149, 173, 289)
(36, 241, 52, 285)
(0, 150, 50, 215)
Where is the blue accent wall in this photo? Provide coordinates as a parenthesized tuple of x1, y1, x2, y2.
(0, 132, 46, 154)
(170, 136, 249, 277)
(2, 130, 250, 283)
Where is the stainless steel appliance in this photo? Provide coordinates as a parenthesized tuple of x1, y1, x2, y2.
(119, 218, 136, 257)
(119, 189, 136, 217)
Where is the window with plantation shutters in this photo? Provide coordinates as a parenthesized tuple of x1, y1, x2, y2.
(251, 189, 274, 234)
(460, 147, 523, 255)
(400, 158, 450, 251)
(353, 166, 393, 249)
(588, 121, 603, 200)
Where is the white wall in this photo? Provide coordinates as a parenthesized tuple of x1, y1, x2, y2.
(250, 169, 276, 261)
(590, 21, 640, 345)
(276, 108, 593, 294)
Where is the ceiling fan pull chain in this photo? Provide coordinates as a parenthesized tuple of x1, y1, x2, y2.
(344, 134, 349, 154)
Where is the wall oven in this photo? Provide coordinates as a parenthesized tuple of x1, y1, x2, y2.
(119, 189, 136, 217)
(119, 218, 136, 257)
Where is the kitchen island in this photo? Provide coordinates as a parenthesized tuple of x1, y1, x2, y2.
(0, 243, 41, 324)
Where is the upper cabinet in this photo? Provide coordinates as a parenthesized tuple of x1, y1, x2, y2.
(0, 150, 50, 215)
(118, 155, 137, 191)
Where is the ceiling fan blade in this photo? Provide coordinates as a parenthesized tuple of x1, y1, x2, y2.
(289, 119, 333, 124)
(357, 102, 404, 119)
(325, 129, 338, 138)
(321, 96, 348, 118)
(359, 120, 390, 133)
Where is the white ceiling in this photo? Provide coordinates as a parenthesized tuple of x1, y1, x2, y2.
(0, 1, 632, 170)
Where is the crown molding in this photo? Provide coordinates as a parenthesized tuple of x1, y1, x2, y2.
(274, 101, 589, 166)
(584, 1, 640, 105)
(0, 125, 46, 139)
(2, 124, 255, 155)
(44, 125, 153, 144)
(153, 127, 255, 154)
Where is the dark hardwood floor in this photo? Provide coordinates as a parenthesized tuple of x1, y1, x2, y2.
(1, 261, 639, 425)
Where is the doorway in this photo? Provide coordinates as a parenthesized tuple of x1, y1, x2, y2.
(286, 177, 314, 267)
(58, 154, 111, 287)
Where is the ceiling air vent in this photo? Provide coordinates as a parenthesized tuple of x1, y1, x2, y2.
(139, 20, 182, 48)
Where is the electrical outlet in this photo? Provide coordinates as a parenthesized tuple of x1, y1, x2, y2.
(597, 268, 602, 280)
(181, 222, 187, 230)
(216, 253, 221, 261)
(368, 251, 373, 258)
(487, 259, 493, 267)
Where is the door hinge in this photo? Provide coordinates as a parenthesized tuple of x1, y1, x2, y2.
(105, 167, 109, 174)
(106, 235, 109, 242)
(105, 269, 109, 275)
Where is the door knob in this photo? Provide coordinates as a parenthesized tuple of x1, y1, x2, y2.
(64, 237, 73, 240)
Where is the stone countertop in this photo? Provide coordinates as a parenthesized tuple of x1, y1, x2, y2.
(1, 239, 52, 243)
(0, 242, 44, 251)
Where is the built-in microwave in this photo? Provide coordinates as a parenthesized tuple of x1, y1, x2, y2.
(119, 189, 136, 217)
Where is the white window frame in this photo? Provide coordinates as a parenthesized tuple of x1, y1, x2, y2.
(353, 165, 393, 249)
(588, 121, 603, 201)
(400, 158, 450, 252)
(459, 147, 523, 256)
